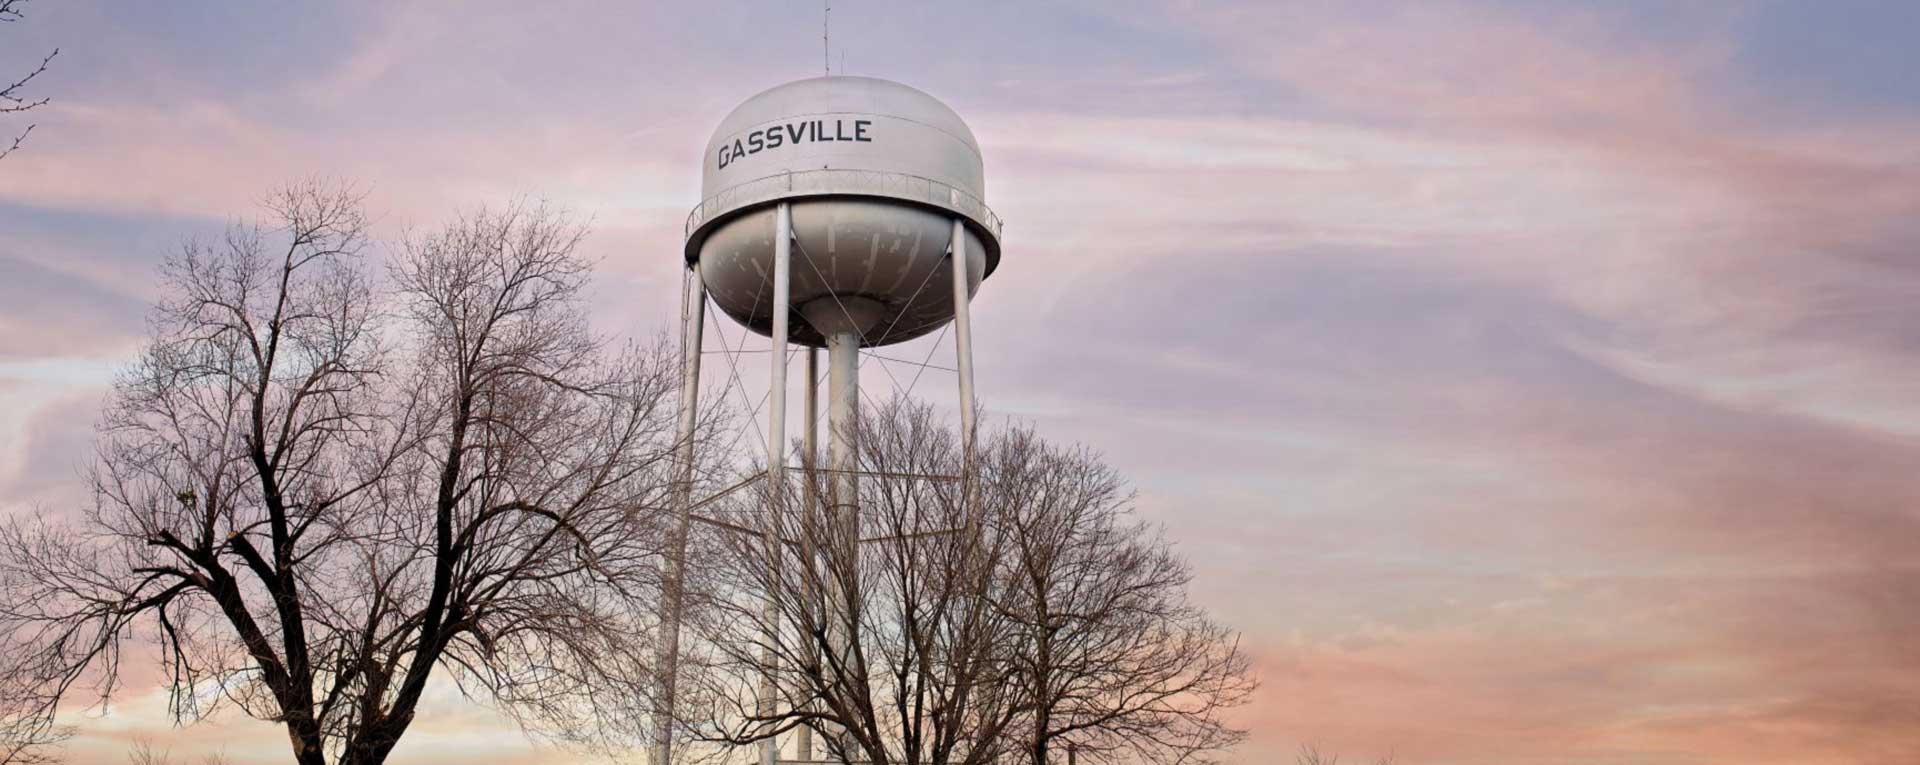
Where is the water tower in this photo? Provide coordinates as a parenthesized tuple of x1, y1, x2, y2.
(652, 76, 1001, 764)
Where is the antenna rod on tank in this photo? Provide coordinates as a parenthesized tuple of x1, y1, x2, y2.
(824, 1, 831, 76)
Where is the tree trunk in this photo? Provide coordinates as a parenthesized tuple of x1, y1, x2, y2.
(1033, 708, 1050, 765)
(286, 722, 327, 765)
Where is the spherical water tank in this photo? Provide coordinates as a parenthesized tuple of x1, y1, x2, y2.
(684, 76, 1001, 348)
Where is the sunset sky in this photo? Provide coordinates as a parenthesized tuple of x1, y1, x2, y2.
(4, 2, 1920, 764)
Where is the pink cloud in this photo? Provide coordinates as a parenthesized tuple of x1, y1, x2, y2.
(8, 2, 1920, 763)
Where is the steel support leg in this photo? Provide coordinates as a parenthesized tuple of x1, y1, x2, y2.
(653, 262, 706, 765)
(825, 327, 861, 761)
(760, 202, 793, 765)
(797, 346, 818, 762)
(950, 218, 977, 458)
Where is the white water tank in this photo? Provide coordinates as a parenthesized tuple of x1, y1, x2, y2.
(684, 76, 1001, 347)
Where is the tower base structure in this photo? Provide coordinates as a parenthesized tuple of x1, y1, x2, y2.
(653, 74, 998, 765)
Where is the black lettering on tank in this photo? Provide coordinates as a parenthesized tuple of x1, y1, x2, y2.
(720, 118, 879, 169)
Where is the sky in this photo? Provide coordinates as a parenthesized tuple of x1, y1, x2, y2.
(3, 1, 1920, 763)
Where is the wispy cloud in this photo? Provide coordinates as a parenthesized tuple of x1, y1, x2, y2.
(4, 1, 1918, 763)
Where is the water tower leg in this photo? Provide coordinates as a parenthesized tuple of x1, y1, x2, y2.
(949, 218, 980, 550)
(762, 202, 793, 765)
(797, 347, 818, 762)
(825, 325, 861, 760)
(653, 263, 707, 765)
(949, 218, 977, 457)
(769, 203, 792, 497)
(827, 329, 859, 555)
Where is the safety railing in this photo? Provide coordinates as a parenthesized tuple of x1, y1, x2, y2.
(686, 168, 1003, 242)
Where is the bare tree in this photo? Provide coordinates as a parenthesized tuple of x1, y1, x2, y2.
(988, 429, 1254, 765)
(125, 739, 169, 765)
(1, 571, 69, 765)
(693, 400, 1251, 765)
(0, 694, 68, 765)
(1296, 744, 1396, 765)
(695, 400, 1019, 765)
(0, 183, 691, 765)
(0, 0, 57, 160)
(122, 739, 233, 765)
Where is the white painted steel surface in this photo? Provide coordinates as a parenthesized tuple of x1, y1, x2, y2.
(761, 202, 792, 765)
(949, 218, 976, 454)
(699, 76, 984, 219)
(686, 77, 998, 349)
(653, 264, 707, 765)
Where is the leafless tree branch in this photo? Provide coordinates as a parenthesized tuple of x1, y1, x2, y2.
(0, 0, 57, 161)
(0, 183, 699, 765)
(0, 692, 70, 765)
(1297, 743, 1397, 765)
(691, 399, 1254, 764)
